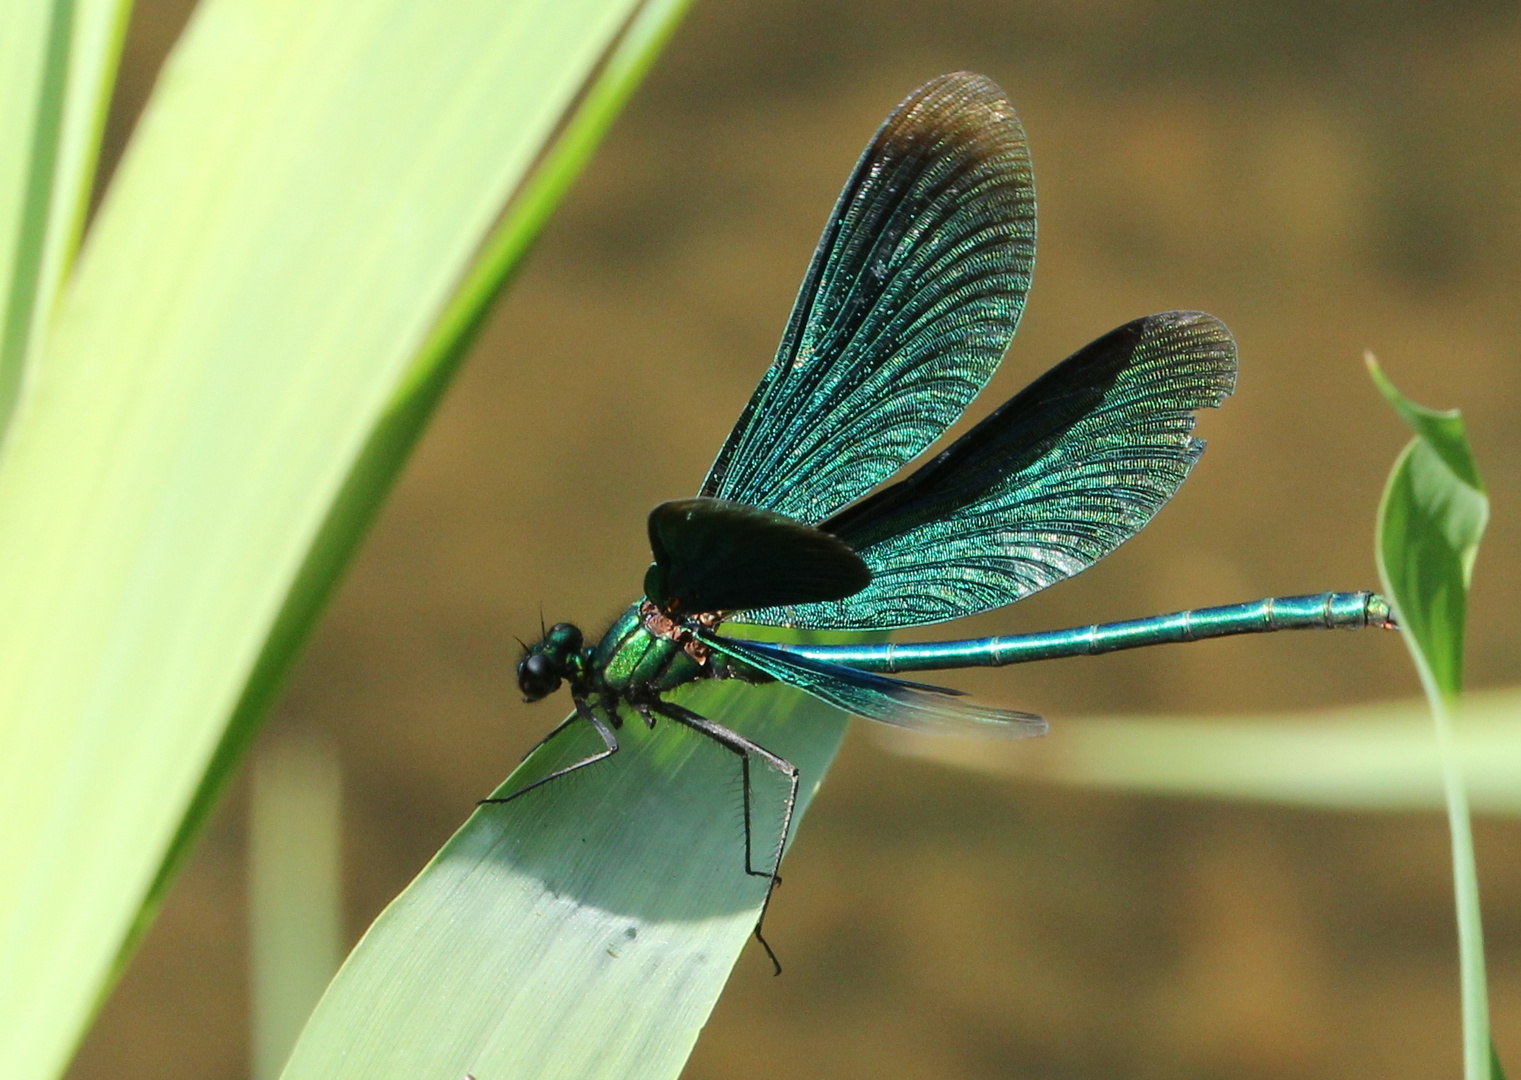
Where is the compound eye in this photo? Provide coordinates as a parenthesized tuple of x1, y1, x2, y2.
(545, 622, 583, 655)
(517, 653, 561, 701)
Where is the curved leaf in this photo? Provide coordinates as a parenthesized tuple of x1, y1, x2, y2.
(0, 2, 665, 1076)
(1370, 354, 1494, 1080)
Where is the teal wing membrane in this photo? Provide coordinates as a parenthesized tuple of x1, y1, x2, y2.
(699, 631, 1045, 738)
(738, 311, 1239, 629)
(700, 72, 1036, 524)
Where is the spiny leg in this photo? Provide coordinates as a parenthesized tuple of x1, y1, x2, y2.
(654, 700, 800, 976)
(515, 710, 580, 763)
(651, 701, 777, 877)
(479, 696, 619, 806)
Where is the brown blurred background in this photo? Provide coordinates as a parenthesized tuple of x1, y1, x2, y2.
(69, 0, 1521, 1077)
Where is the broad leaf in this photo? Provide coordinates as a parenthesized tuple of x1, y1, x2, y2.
(0, 2, 669, 1077)
(1368, 353, 1487, 701)
(281, 681, 847, 1080)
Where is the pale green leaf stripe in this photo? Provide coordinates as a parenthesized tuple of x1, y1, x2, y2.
(282, 682, 848, 1080)
(250, 738, 342, 1080)
(32, 0, 133, 296)
(0, 0, 132, 441)
(0, 1, 647, 1076)
(0, 0, 73, 434)
(885, 687, 1521, 814)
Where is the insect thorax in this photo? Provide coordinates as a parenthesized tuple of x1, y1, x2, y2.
(590, 601, 713, 698)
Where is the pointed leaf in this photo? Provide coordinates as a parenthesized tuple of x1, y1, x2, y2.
(280, 682, 848, 1080)
(1368, 354, 1487, 700)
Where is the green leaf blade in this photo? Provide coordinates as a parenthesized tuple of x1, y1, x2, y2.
(1378, 439, 1486, 697)
(1369, 356, 1488, 701)
(281, 682, 849, 1080)
(0, 0, 131, 444)
(1366, 351, 1485, 492)
(1370, 355, 1492, 1080)
(882, 688, 1521, 814)
(0, 1, 656, 1076)
(121, 0, 698, 980)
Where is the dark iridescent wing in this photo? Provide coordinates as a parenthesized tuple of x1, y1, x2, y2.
(699, 631, 1045, 738)
(737, 311, 1238, 629)
(700, 72, 1036, 525)
(644, 498, 870, 615)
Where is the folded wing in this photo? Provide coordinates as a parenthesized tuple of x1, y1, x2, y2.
(702, 631, 1045, 739)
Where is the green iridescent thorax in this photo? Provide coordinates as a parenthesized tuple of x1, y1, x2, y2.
(592, 601, 706, 696)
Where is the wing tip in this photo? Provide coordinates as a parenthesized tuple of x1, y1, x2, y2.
(884, 72, 1030, 168)
(913, 697, 1047, 738)
(1139, 309, 1240, 403)
(982, 709, 1048, 739)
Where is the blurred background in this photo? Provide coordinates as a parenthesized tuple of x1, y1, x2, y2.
(68, 0, 1521, 1077)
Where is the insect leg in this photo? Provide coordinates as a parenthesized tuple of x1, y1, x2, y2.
(653, 700, 799, 976)
(603, 697, 627, 729)
(651, 701, 772, 875)
(478, 696, 619, 806)
(514, 710, 579, 763)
